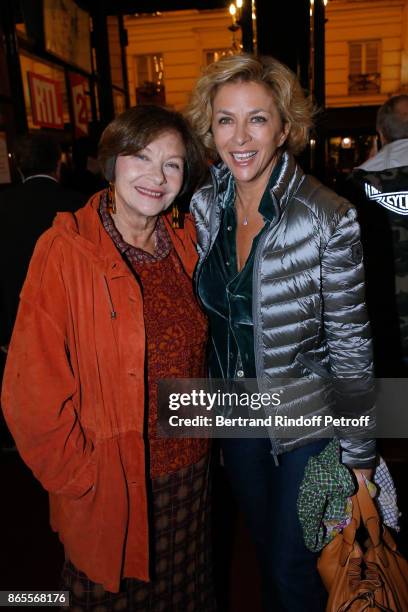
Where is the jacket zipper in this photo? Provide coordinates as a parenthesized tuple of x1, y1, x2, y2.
(252, 197, 281, 466)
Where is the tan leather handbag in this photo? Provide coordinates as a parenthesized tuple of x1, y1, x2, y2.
(318, 471, 408, 611)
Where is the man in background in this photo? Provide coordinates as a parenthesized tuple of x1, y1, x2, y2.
(348, 95, 408, 376)
(0, 133, 86, 447)
(0, 133, 86, 349)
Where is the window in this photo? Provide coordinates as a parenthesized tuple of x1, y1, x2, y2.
(135, 54, 165, 105)
(348, 40, 381, 93)
(107, 16, 128, 115)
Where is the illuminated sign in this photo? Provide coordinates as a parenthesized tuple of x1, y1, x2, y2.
(69, 73, 89, 138)
(28, 72, 64, 129)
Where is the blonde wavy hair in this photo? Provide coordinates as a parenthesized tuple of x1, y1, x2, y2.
(186, 54, 314, 160)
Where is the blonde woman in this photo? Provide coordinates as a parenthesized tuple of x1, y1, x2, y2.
(187, 54, 375, 611)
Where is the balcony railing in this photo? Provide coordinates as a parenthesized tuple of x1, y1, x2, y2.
(348, 72, 381, 93)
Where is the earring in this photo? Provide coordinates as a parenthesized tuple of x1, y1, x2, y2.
(171, 201, 181, 229)
(107, 181, 116, 214)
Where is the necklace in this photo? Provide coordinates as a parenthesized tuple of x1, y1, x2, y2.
(236, 192, 251, 226)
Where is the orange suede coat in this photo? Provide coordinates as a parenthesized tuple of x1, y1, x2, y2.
(1, 193, 201, 592)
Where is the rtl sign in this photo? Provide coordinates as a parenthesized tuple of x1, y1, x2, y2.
(28, 72, 64, 129)
(69, 73, 89, 138)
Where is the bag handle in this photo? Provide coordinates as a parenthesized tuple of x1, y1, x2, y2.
(354, 470, 382, 547)
(339, 488, 361, 566)
(354, 470, 378, 521)
(354, 471, 393, 569)
(343, 493, 361, 543)
(338, 590, 395, 612)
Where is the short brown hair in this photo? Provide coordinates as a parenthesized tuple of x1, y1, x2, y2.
(98, 105, 207, 195)
(186, 54, 314, 160)
(376, 95, 408, 143)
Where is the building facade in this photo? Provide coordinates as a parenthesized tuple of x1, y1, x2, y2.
(323, 0, 408, 175)
(123, 1, 408, 176)
(124, 9, 241, 111)
(326, 0, 408, 108)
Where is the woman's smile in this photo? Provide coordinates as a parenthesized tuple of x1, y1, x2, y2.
(230, 150, 258, 165)
(134, 185, 166, 199)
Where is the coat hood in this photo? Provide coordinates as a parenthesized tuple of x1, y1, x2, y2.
(357, 138, 408, 172)
(51, 190, 120, 269)
(51, 189, 198, 279)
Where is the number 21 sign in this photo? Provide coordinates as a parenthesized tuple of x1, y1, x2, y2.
(69, 73, 89, 138)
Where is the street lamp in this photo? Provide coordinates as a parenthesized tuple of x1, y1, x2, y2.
(228, 2, 243, 53)
(226, 0, 256, 55)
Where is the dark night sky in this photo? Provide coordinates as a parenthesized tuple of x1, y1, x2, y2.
(75, 0, 227, 15)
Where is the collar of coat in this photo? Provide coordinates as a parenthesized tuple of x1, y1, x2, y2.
(50, 190, 198, 279)
(357, 138, 408, 172)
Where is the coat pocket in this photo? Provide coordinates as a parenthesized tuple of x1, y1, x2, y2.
(296, 353, 331, 380)
(56, 450, 97, 499)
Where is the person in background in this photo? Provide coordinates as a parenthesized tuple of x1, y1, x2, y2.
(67, 136, 107, 198)
(0, 133, 86, 449)
(348, 95, 408, 376)
(2, 106, 215, 611)
(0, 132, 86, 350)
(187, 54, 375, 612)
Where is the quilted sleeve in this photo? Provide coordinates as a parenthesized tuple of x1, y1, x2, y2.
(321, 206, 376, 468)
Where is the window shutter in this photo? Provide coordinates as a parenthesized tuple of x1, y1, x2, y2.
(365, 42, 379, 73)
(349, 43, 362, 75)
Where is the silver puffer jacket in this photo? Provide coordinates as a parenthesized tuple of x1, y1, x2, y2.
(191, 151, 376, 468)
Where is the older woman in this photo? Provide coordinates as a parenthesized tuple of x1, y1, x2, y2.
(187, 54, 376, 611)
(2, 106, 215, 611)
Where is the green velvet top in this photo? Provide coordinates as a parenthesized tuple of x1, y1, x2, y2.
(198, 159, 282, 380)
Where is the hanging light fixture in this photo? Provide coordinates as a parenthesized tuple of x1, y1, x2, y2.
(227, 2, 243, 54)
